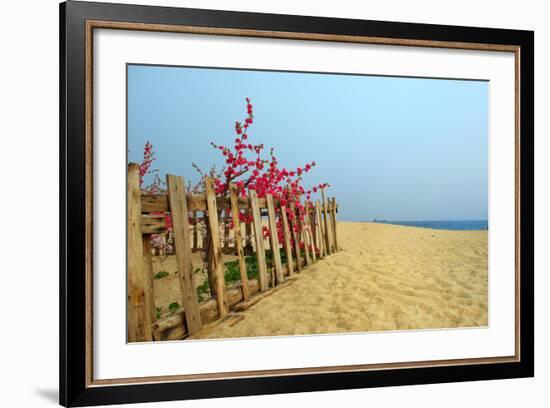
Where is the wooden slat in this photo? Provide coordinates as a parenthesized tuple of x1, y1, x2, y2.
(223, 215, 230, 251)
(279, 204, 294, 277)
(309, 207, 317, 253)
(141, 193, 274, 213)
(321, 188, 333, 255)
(288, 199, 303, 273)
(202, 228, 208, 255)
(166, 174, 202, 334)
(310, 205, 319, 261)
(326, 201, 335, 253)
(305, 211, 317, 263)
(297, 202, 312, 267)
(204, 178, 228, 318)
(244, 210, 253, 255)
(127, 163, 153, 342)
(141, 194, 169, 213)
(315, 201, 326, 258)
(141, 214, 167, 234)
(266, 194, 284, 285)
(233, 278, 297, 312)
(229, 184, 250, 301)
(331, 197, 339, 251)
(142, 235, 157, 323)
(249, 190, 269, 291)
(154, 257, 305, 340)
(192, 211, 198, 250)
(153, 279, 261, 340)
(206, 238, 216, 297)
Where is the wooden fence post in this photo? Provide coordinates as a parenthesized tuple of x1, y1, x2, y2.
(249, 190, 269, 291)
(204, 178, 228, 318)
(229, 184, 250, 301)
(297, 201, 312, 267)
(279, 204, 294, 277)
(244, 212, 253, 255)
(127, 163, 153, 342)
(206, 236, 217, 298)
(331, 197, 339, 251)
(307, 230, 316, 263)
(224, 215, 230, 252)
(289, 199, 303, 273)
(321, 188, 333, 254)
(142, 235, 157, 323)
(192, 211, 198, 251)
(309, 207, 317, 253)
(266, 194, 284, 284)
(202, 221, 208, 251)
(166, 174, 202, 334)
(303, 205, 317, 263)
(315, 201, 326, 258)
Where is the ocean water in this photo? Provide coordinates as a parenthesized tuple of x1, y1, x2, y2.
(374, 220, 488, 231)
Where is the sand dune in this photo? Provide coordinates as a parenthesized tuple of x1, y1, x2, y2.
(190, 221, 488, 339)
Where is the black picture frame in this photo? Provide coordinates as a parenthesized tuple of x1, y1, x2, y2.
(60, 1, 534, 406)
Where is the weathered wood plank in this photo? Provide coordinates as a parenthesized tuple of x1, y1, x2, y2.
(153, 279, 260, 340)
(185, 314, 246, 340)
(279, 204, 294, 277)
(229, 184, 250, 301)
(192, 211, 198, 251)
(142, 235, 157, 323)
(309, 207, 317, 254)
(307, 205, 319, 263)
(204, 178, 228, 318)
(166, 174, 202, 335)
(141, 214, 167, 234)
(321, 187, 333, 255)
(315, 201, 326, 258)
(224, 214, 230, 251)
(153, 256, 306, 340)
(297, 202, 312, 267)
(127, 163, 153, 342)
(249, 190, 269, 291)
(233, 278, 297, 312)
(304, 211, 317, 263)
(206, 234, 216, 298)
(288, 199, 303, 273)
(266, 194, 284, 285)
(141, 194, 169, 213)
(142, 193, 271, 213)
(331, 197, 339, 251)
(244, 210, 253, 255)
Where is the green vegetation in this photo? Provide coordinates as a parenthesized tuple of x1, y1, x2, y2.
(155, 307, 162, 319)
(223, 249, 286, 283)
(153, 271, 169, 280)
(190, 249, 288, 302)
(223, 255, 258, 282)
(168, 302, 180, 313)
(196, 279, 210, 301)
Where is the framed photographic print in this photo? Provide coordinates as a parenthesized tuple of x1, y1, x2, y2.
(60, 0, 534, 406)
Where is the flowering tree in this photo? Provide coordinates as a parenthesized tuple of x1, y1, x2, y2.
(196, 98, 329, 247)
(138, 142, 174, 255)
(139, 141, 163, 195)
(139, 98, 330, 252)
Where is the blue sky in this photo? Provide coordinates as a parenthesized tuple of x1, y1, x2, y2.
(128, 64, 488, 222)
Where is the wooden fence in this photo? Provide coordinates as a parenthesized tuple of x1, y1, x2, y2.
(127, 163, 340, 342)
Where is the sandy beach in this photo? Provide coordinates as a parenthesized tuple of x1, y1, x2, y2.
(153, 221, 488, 339)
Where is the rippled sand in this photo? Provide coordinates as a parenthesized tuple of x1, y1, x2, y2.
(194, 222, 488, 339)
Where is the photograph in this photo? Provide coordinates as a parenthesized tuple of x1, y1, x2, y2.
(127, 64, 489, 342)
(55, 1, 534, 405)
